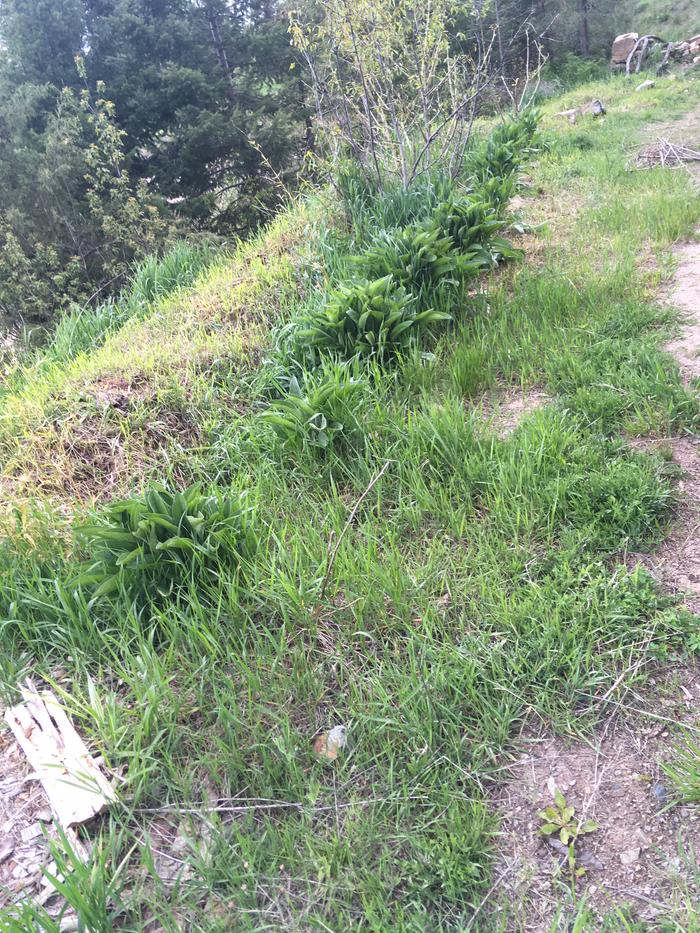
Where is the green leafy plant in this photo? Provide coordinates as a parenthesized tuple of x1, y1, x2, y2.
(431, 195, 521, 265)
(363, 225, 470, 295)
(538, 786, 598, 879)
(261, 368, 365, 454)
(469, 111, 541, 196)
(473, 175, 518, 212)
(301, 275, 450, 362)
(74, 485, 255, 601)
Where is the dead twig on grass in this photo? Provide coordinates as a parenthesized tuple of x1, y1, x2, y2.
(317, 459, 392, 603)
(634, 137, 700, 171)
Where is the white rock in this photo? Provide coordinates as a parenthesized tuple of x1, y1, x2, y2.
(620, 847, 640, 866)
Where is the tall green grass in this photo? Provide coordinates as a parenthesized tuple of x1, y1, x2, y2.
(19, 241, 218, 376)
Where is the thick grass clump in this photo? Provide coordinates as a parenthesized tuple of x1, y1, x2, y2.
(32, 241, 218, 368)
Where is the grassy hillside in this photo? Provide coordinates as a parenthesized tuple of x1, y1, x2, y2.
(1, 70, 700, 930)
(619, 0, 700, 42)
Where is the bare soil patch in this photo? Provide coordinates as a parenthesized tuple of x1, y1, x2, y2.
(480, 386, 553, 437)
(491, 669, 700, 931)
(627, 436, 700, 612)
(664, 241, 700, 384)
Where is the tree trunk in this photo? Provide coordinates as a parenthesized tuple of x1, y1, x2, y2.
(578, 0, 590, 57)
(205, 2, 236, 103)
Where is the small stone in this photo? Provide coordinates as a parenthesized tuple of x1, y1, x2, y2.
(36, 808, 52, 822)
(620, 847, 640, 866)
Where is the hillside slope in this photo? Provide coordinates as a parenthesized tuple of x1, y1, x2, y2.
(619, 0, 700, 42)
(1, 70, 700, 931)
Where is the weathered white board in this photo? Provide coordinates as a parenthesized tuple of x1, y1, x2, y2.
(4, 680, 116, 846)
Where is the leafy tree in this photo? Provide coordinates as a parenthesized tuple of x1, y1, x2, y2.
(0, 68, 170, 322)
(81, 0, 307, 233)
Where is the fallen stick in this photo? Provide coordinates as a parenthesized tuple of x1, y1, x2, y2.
(318, 459, 392, 602)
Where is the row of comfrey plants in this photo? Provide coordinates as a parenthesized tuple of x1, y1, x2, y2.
(72, 111, 541, 605)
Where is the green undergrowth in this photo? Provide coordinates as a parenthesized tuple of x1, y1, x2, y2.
(1, 74, 700, 931)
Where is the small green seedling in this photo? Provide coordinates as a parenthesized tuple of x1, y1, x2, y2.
(538, 786, 598, 879)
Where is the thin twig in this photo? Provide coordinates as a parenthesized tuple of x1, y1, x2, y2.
(318, 459, 392, 602)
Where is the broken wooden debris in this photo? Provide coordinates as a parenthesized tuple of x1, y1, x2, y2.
(4, 679, 116, 861)
(634, 137, 700, 170)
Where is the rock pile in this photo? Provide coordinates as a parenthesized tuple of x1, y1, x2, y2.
(611, 32, 700, 72)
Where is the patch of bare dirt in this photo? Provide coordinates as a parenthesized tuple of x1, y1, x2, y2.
(86, 373, 154, 413)
(627, 436, 700, 613)
(491, 669, 700, 931)
(4, 406, 202, 506)
(664, 241, 700, 384)
(480, 387, 553, 437)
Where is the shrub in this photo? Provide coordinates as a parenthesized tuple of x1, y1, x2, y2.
(261, 367, 365, 455)
(469, 110, 540, 190)
(363, 226, 467, 296)
(300, 275, 450, 362)
(472, 175, 517, 212)
(431, 195, 520, 265)
(74, 485, 255, 601)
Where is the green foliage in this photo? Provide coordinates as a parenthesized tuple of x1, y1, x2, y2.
(431, 193, 521, 263)
(44, 242, 217, 366)
(74, 485, 255, 602)
(363, 225, 475, 301)
(408, 799, 492, 903)
(538, 785, 598, 879)
(0, 0, 307, 324)
(541, 52, 609, 91)
(450, 344, 490, 397)
(261, 367, 365, 455)
(301, 275, 450, 362)
(470, 111, 541, 188)
(661, 735, 700, 804)
(0, 75, 170, 324)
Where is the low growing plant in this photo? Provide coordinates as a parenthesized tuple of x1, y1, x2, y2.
(261, 368, 365, 454)
(469, 110, 541, 190)
(363, 225, 463, 295)
(300, 275, 450, 363)
(431, 195, 520, 265)
(538, 786, 598, 880)
(74, 484, 255, 601)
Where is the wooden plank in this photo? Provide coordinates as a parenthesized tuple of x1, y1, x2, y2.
(4, 680, 116, 846)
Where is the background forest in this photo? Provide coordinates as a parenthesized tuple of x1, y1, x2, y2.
(0, 0, 696, 326)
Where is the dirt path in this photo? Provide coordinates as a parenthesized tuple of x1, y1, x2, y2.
(492, 217, 700, 929)
(628, 233, 700, 610)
